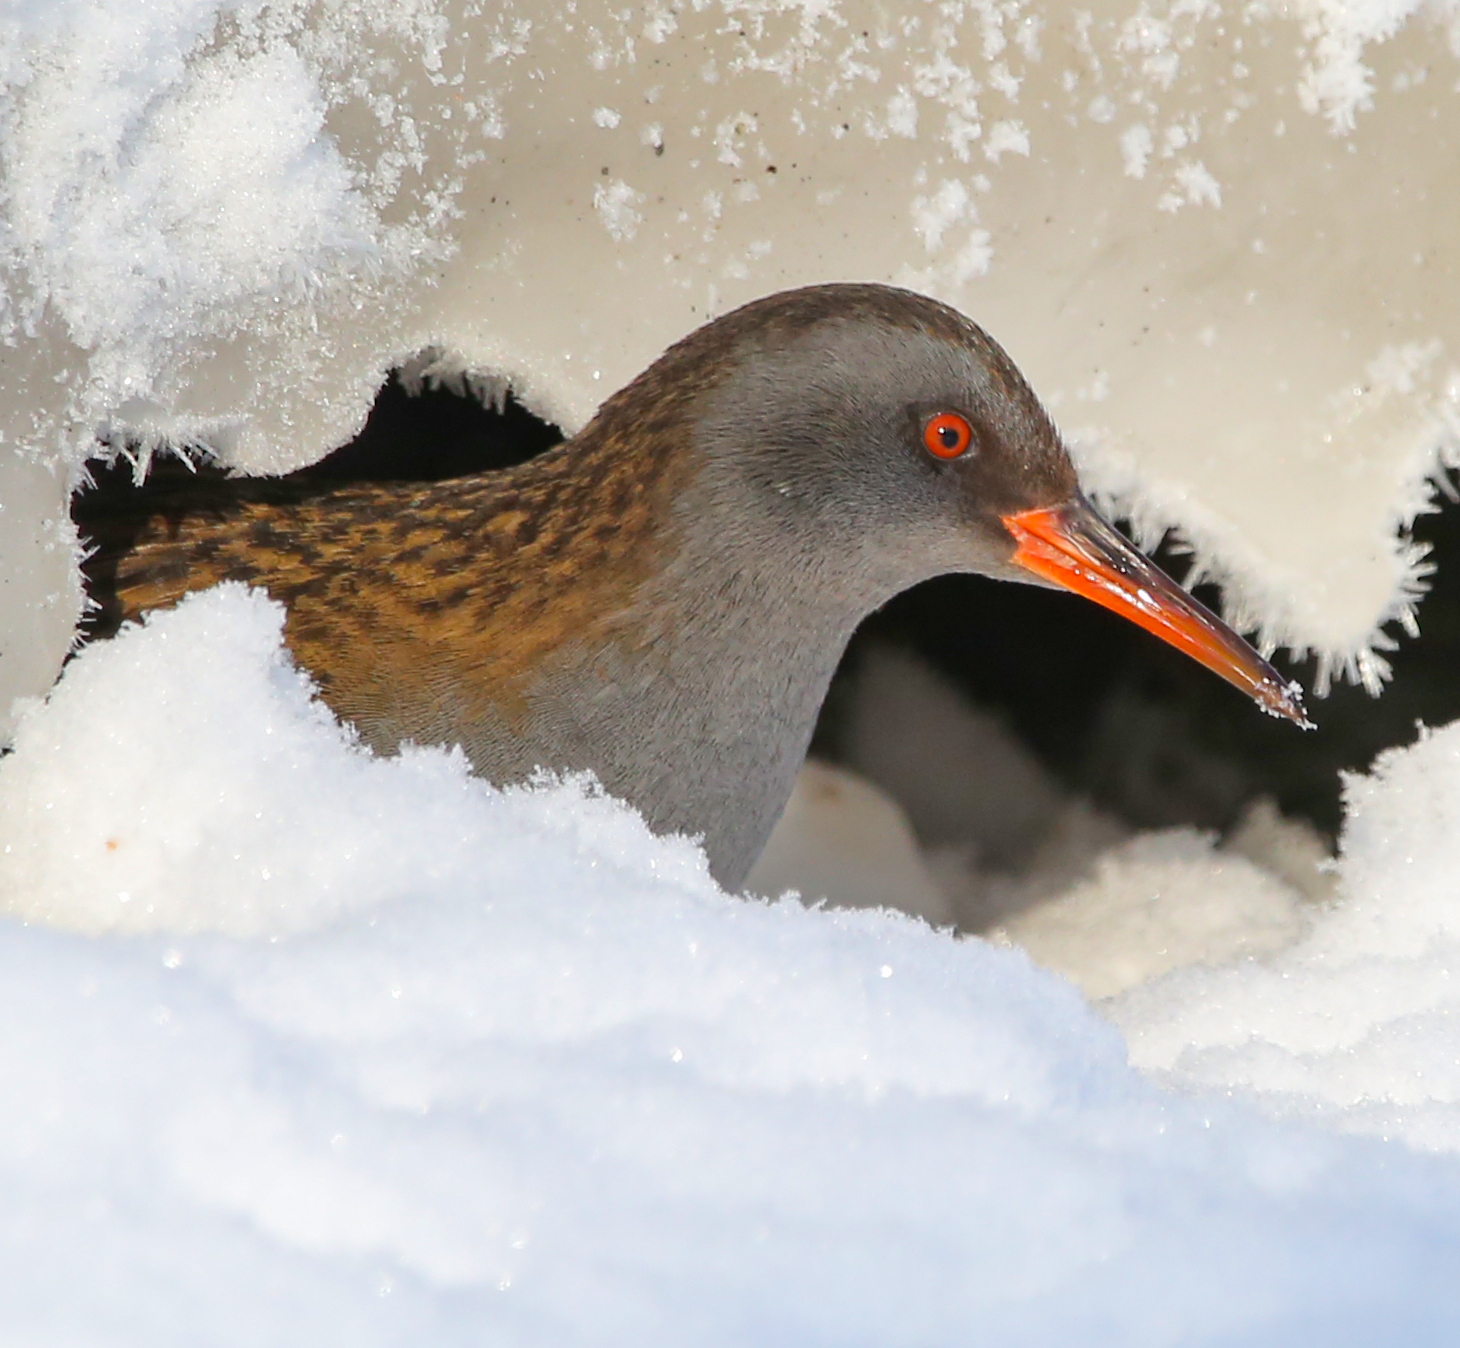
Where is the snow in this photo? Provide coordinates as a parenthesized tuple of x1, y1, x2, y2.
(810, 643, 1335, 996)
(7, 0, 1460, 1335)
(592, 178, 644, 242)
(7, 586, 1460, 1338)
(781, 638, 1460, 1159)
(997, 828, 1311, 1000)
(1113, 718, 1460, 1155)
(838, 646, 1065, 869)
(0, 0, 465, 735)
(746, 759, 955, 927)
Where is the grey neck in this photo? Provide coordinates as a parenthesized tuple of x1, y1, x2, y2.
(625, 518, 889, 888)
(474, 471, 907, 891)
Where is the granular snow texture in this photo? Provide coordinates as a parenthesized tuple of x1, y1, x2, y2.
(2, 587, 1460, 1341)
(1112, 718, 1460, 1155)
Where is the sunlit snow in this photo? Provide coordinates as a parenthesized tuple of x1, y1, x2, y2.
(4, 587, 1460, 1339)
(6, 0, 1460, 1337)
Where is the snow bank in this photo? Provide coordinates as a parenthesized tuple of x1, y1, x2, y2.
(763, 639, 1460, 1159)
(0, 0, 469, 735)
(802, 638, 1460, 1160)
(771, 642, 1338, 1008)
(6, 0, 1460, 727)
(7, 586, 1460, 1339)
(745, 758, 955, 926)
(10, 2, 1460, 1326)
(998, 827, 1312, 1000)
(1112, 717, 1460, 1155)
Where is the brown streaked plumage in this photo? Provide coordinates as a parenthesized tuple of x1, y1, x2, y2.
(89, 403, 694, 735)
(78, 283, 1305, 889)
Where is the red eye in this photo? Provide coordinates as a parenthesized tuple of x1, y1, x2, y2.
(922, 412, 973, 460)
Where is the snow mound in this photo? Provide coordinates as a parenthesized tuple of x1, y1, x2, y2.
(1114, 717, 1460, 1154)
(842, 645, 1064, 869)
(5, 587, 1460, 1338)
(821, 645, 1330, 998)
(746, 758, 954, 926)
(997, 828, 1312, 1000)
(0, 585, 699, 938)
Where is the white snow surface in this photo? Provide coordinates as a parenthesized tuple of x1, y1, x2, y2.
(8, 1, 1460, 1334)
(7, 586, 1460, 1338)
(746, 759, 955, 927)
(1113, 718, 1460, 1155)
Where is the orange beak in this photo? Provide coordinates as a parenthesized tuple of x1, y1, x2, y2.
(1001, 497, 1311, 727)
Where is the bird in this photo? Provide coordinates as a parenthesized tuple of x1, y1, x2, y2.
(77, 283, 1308, 890)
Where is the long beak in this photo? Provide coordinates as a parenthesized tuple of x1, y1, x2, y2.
(1001, 496, 1312, 728)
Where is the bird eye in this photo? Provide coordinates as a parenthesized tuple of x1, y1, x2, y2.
(922, 412, 973, 461)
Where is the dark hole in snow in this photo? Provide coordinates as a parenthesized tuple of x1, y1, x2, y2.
(292, 371, 565, 481)
(819, 498, 1460, 849)
(74, 374, 1460, 854)
(79, 370, 563, 504)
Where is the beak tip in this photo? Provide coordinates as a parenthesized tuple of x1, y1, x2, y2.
(1266, 679, 1316, 731)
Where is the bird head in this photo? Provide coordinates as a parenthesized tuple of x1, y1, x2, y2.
(669, 282, 1309, 727)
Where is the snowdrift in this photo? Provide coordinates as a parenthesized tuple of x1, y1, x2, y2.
(0, 587, 1459, 1340)
(7, 0, 1460, 1337)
